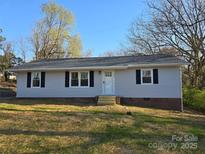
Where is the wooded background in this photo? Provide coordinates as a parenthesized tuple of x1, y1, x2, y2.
(1, 0, 205, 90)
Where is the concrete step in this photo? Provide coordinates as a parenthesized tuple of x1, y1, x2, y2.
(98, 100, 116, 104)
(97, 96, 116, 105)
(98, 97, 116, 101)
(98, 96, 116, 99)
(97, 101, 115, 105)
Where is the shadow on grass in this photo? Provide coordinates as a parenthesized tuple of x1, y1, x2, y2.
(0, 126, 170, 153)
(0, 127, 156, 139)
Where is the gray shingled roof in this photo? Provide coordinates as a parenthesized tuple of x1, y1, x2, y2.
(10, 54, 188, 71)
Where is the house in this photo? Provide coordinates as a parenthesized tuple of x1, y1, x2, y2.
(10, 54, 188, 111)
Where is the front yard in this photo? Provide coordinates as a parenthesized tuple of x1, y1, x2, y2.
(0, 99, 204, 154)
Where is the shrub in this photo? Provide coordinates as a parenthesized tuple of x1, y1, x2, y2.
(183, 87, 205, 112)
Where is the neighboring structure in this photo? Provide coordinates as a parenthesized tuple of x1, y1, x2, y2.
(0, 72, 16, 80)
(8, 72, 16, 80)
(0, 73, 3, 77)
(10, 54, 188, 111)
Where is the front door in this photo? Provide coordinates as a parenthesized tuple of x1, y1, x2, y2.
(103, 71, 114, 95)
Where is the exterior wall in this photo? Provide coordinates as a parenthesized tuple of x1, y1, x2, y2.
(16, 66, 182, 99)
(115, 67, 181, 98)
(17, 71, 102, 98)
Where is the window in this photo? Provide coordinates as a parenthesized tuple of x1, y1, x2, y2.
(105, 72, 112, 77)
(70, 71, 89, 87)
(32, 72, 41, 87)
(141, 69, 152, 84)
(71, 72, 79, 87)
(80, 72, 88, 86)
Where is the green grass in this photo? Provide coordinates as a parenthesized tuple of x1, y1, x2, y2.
(0, 99, 204, 154)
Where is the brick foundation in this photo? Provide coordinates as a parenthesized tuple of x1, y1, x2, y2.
(13, 97, 182, 111)
(15, 97, 97, 106)
(120, 97, 183, 111)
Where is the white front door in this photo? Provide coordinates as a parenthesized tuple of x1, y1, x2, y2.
(103, 71, 114, 95)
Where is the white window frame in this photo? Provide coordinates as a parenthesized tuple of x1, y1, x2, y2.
(32, 72, 41, 88)
(141, 69, 153, 85)
(80, 72, 89, 87)
(70, 71, 90, 88)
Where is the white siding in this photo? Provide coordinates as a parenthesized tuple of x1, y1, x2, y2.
(17, 71, 102, 97)
(16, 67, 182, 98)
(115, 67, 181, 98)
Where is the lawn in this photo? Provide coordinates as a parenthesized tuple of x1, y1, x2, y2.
(0, 99, 204, 154)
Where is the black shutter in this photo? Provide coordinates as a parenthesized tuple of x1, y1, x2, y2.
(65, 71, 69, 87)
(27, 72, 31, 88)
(90, 71, 94, 87)
(153, 69, 159, 84)
(136, 70, 141, 84)
(41, 72, 45, 88)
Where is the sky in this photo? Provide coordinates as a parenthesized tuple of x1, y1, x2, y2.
(0, 0, 149, 60)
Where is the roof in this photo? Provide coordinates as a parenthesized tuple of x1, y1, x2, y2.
(10, 54, 188, 71)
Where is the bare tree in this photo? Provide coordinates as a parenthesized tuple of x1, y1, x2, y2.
(128, 0, 205, 88)
(0, 44, 12, 81)
(100, 50, 124, 57)
(19, 38, 27, 62)
(83, 49, 93, 57)
(128, 20, 168, 55)
(101, 51, 117, 57)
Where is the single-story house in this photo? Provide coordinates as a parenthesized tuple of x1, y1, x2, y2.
(10, 54, 188, 111)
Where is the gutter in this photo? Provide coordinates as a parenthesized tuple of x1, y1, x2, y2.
(8, 66, 128, 72)
(8, 62, 189, 72)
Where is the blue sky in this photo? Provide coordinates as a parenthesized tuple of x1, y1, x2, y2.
(0, 0, 148, 59)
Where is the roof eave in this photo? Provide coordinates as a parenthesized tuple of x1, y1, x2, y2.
(127, 62, 188, 68)
(8, 62, 188, 72)
(8, 66, 128, 72)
